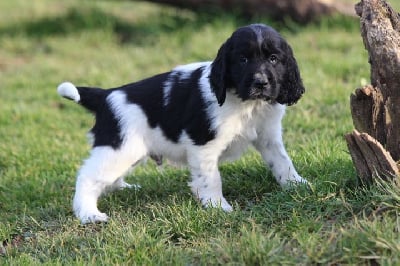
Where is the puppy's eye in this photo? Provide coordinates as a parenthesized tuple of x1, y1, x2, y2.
(239, 56, 248, 65)
(269, 54, 278, 64)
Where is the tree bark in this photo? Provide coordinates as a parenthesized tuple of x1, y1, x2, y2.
(140, 0, 355, 23)
(349, 85, 385, 144)
(345, 130, 399, 182)
(346, 0, 400, 183)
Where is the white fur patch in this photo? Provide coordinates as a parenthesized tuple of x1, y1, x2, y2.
(57, 82, 80, 102)
(163, 62, 212, 106)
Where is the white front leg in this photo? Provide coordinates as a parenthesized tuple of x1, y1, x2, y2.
(260, 141, 306, 186)
(254, 133, 307, 186)
(187, 151, 233, 211)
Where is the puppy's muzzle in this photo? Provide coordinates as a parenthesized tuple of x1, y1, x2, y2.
(250, 76, 277, 102)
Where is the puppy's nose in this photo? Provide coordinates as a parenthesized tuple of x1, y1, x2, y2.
(254, 79, 269, 89)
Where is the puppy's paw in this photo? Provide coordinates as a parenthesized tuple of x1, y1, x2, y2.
(280, 175, 311, 191)
(203, 196, 233, 212)
(279, 173, 308, 186)
(78, 211, 109, 224)
(220, 199, 234, 212)
(110, 178, 141, 191)
(118, 181, 141, 190)
(291, 175, 308, 185)
(74, 201, 109, 224)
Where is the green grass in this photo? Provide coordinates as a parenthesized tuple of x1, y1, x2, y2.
(2, 0, 400, 264)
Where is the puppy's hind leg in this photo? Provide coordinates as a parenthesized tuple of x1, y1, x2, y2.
(109, 177, 141, 191)
(73, 145, 146, 224)
(107, 158, 146, 192)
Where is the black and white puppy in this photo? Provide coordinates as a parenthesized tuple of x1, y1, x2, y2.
(58, 23, 307, 224)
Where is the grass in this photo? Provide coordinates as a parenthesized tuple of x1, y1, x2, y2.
(1, 0, 400, 264)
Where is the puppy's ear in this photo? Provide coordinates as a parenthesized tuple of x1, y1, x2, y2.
(278, 45, 305, 106)
(209, 39, 231, 106)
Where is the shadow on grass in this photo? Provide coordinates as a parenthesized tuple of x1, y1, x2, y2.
(0, 6, 247, 45)
(0, 4, 359, 48)
(0, 5, 360, 46)
(100, 153, 358, 215)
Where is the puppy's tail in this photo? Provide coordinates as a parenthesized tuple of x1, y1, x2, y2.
(57, 82, 109, 113)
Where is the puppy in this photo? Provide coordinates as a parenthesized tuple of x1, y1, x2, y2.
(58, 23, 307, 223)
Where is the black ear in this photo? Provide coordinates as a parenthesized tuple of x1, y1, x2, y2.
(209, 39, 231, 106)
(277, 46, 305, 106)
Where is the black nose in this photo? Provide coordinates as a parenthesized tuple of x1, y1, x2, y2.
(254, 79, 269, 89)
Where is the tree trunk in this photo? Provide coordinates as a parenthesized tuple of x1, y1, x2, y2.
(140, 0, 355, 23)
(345, 0, 400, 183)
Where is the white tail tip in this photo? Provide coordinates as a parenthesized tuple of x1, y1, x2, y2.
(57, 82, 80, 102)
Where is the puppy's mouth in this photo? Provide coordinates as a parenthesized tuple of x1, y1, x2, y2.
(249, 86, 277, 103)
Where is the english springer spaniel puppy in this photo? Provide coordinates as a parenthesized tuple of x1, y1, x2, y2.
(58, 23, 307, 224)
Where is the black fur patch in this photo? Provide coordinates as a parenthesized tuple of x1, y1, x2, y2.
(91, 103, 122, 149)
(75, 86, 122, 149)
(122, 67, 216, 146)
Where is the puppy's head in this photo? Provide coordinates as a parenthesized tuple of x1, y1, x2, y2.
(210, 24, 305, 106)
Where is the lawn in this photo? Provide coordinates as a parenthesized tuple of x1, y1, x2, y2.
(1, 0, 400, 264)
